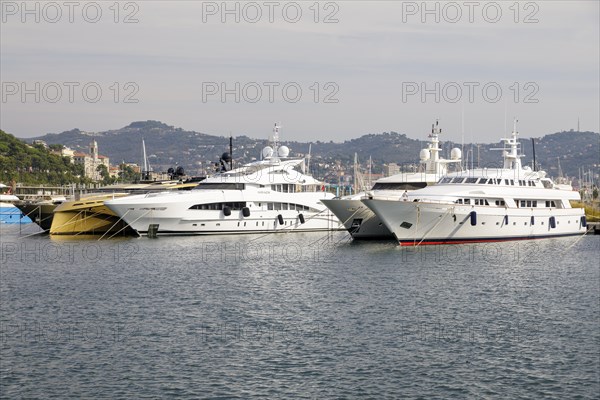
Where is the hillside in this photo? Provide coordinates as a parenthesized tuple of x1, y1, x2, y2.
(0, 130, 85, 185)
(24, 121, 600, 182)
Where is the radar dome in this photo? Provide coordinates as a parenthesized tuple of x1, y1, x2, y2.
(419, 149, 430, 161)
(262, 146, 273, 159)
(450, 148, 462, 160)
(278, 145, 290, 158)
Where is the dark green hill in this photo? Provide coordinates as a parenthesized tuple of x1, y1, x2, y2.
(0, 130, 85, 185)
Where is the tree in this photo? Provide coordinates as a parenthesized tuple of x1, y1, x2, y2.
(49, 144, 64, 151)
(96, 164, 114, 185)
(118, 163, 138, 183)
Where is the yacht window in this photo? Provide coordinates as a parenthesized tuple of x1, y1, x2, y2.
(282, 203, 289, 210)
(457, 199, 463, 204)
(495, 200, 499, 205)
(526, 200, 532, 207)
(484, 199, 489, 205)
(496, 180, 502, 185)
(268, 203, 274, 210)
(551, 201, 556, 207)
(274, 202, 281, 210)
(451, 178, 465, 184)
(441, 178, 453, 184)
(197, 183, 245, 190)
(510, 180, 515, 185)
(532, 201, 537, 207)
(475, 199, 479, 205)
(520, 200, 526, 207)
(488, 179, 495, 184)
(372, 182, 428, 190)
(505, 179, 510, 185)
(479, 179, 488, 184)
(464, 199, 470, 205)
(465, 178, 478, 184)
(188, 202, 247, 210)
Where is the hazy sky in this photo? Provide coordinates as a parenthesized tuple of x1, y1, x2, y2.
(1, 1, 598, 143)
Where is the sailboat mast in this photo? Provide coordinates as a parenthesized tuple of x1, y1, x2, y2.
(531, 138, 536, 171)
(142, 139, 148, 179)
(229, 135, 233, 169)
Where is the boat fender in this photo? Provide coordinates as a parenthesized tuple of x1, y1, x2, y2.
(298, 214, 305, 224)
(242, 207, 250, 217)
(277, 214, 284, 225)
(549, 216, 556, 229)
(452, 214, 456, 222)
(581, 216, 587, 227)
(223, 206, 231, 216)
(470, 211, 477, 226)
(530, 216, 535, 225)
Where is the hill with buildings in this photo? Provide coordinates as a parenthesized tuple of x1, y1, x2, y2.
(16, 120, 600, 186)
(0, 130, 86, 185)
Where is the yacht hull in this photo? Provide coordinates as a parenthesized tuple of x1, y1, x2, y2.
(50, 195, 136, 235)
(0, 202, 32, 224)
(106, 191, 342, 236)
(15, 202, 57, 230)
(321, 199, 393, 239)
(363, 199, 586, 245)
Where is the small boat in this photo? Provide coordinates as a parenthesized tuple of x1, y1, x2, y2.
(0, 183, 33, 224)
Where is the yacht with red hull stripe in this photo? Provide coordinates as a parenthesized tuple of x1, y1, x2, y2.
(362, 120, 587, 246)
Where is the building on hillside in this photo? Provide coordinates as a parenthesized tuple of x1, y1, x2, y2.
(384, 163, 401, 177)
(73, 140, 110, 181)
(50, 146, 75, 163)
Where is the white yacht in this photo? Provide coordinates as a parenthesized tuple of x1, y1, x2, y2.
(105, 124, 342, 236)
(322, 120, 462, 239)
(362, 121, 587, 246)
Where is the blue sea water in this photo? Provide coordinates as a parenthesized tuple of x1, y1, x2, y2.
(1, 224, 598, 399)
